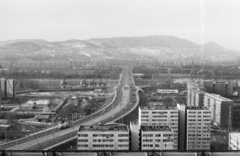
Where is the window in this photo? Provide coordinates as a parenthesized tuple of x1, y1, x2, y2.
(78, 144, 88, 147)
(93, 134, 114, 137)
(118, 139, 128, 142)
(143, 134, 153, 137)
(118, 134, 128, 137)
(163, 134, 172, 137)
(143, 139, 153, 142)
(78, 134, 88, 137)
(118, 144, 128, 147)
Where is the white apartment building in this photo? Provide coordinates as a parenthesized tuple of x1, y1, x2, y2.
(78, 122, 129, 150)
(229, 132, 240, 150)
(138, 106, 178, 149)
(186, 107, 211, 150)
(140, 125, 174, 150)
(187, 82, 205, 107)
(204, 93, 233, 131)
(203, 81, 234, 97)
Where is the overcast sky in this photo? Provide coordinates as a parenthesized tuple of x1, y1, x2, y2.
(0, 0, 240, 50)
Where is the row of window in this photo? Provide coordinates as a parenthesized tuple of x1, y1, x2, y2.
(188, 138, 210, 141)
(93, 144, 114, 147)
(188, 145, 210, 149)
(143, 134, 173, 137)
(78, 134, 128, 137)
(93, 134, 114, 137)
(142, 144, 172, 147)
(188, 112, 211, 114)
(93, 139, 114, 142)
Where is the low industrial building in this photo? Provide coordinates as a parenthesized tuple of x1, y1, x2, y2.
(34, 115, 50, 123)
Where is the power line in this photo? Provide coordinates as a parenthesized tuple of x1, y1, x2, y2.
(0, 65, 43, 150)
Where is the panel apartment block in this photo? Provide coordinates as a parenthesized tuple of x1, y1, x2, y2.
(203, 81, 234, 97)
(78, 123, 129, 150)
(139, 106, 178, 149)
(186, 107, 211, 150)
(204, 93, 233, 131)
(229, 132, 240, 150)
(140, 125, 174, 150)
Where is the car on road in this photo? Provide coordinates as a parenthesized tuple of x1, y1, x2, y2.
(112, 115, 115, 118)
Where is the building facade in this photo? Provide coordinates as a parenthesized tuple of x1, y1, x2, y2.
(203, 81, 234, 97)
(140, 125, 174, 150)
(186, 107, 211, 150)
(204, 93, 233, 131)
(187, 88, 205, 107)
(187, 81, 205, 107)
(78, 123, 129, 150)
(138, 106, 178, 149)
(229, 133, 240, 150)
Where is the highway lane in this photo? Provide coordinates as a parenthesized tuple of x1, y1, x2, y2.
(7, 86, 124, 150)
(9, 83, 132, 150)
(4, 66, 136, 150)
(0, 84, 124, 150)
(8, 86, 130, 150)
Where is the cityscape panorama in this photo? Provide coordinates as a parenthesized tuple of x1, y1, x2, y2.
(0, 0, 240, 156)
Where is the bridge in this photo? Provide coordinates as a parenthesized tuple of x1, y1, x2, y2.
(0, 66, 139, 150)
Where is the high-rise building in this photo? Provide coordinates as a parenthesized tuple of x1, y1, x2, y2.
(177, 104, 186, 150)
(130, 121, 140, 150)
(187, 88, 205, 107)
(186, 107, 211, 150)
(77, 122, 129, 150)
(138, 106, 178, 149)
(140, 125, 175, 150)
(203, 81, 234, 97)
(229, 132, 240, 150)
(177, 104, 211, 150)
(129, 121, 175, 150)
(187, 82, 206, 107)
(204, 93, 233, 131)
(0, 78, 15, 98)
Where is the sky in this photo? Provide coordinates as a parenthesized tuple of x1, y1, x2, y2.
(0, 0, 240, 50)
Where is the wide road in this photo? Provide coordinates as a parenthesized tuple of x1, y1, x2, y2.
(1, 66, 137, 150)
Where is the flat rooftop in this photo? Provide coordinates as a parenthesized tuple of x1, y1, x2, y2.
(79, 122, 129, 131)
(140, 106, 177, 110)
(187, 106, 209, 110)
(205, 93, 232, 101)
(189, 88, 205, 93)
(140, 125, 172, 132)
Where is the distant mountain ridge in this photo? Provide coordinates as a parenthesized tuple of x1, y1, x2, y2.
(0, 35, 229, 51)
